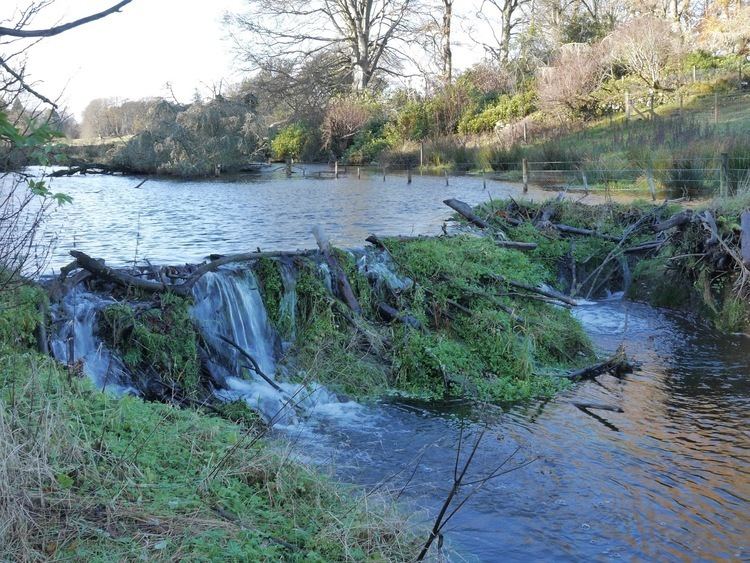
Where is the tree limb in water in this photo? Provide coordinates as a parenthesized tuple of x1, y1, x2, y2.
(554, 346, 633, 381)
(312, 225, 362, 314)
(217, 335, 283, 393)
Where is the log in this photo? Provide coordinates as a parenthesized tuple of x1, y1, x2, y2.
(551, 223, 620, 242)
(443, 198, 490, 229)
(312, 225, 362, 314)
(741, 210, 750, 267)
(69, 250, 189, 295)
(554, 347, 632, 381)
(366, 233, 536, 251)
(495, 240, 538, 251)
(654, 210, 693, 232)
(377, 302, 422, 330)
(571, 402, 624, 413)
(491, 273, 579, 307)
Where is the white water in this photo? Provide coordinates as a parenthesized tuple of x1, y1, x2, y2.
(190, 265, 345, 425)
(49, 289, 136, 395)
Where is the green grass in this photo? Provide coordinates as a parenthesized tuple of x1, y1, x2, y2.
(0, 285, 418, 561)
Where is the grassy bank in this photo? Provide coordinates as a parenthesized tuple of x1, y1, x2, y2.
(0, 286, 418, 561)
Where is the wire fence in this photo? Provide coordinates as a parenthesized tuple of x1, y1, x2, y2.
(297, 154, 750, 199)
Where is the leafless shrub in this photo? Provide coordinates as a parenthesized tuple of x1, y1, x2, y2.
(607, 16, 684, 89)
(321, 95, 380, 155)
(537, 43, 607, 118)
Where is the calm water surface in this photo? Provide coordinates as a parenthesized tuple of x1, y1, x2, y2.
(38, 165, 635, 271)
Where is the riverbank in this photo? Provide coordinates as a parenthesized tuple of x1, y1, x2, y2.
(0, 285, 419, 561)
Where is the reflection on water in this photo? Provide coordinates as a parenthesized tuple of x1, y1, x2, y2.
(34, 165, 639, 272)
(288, 300, 749, 562)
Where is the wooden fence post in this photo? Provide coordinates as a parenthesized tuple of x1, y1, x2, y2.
(624, 91, 631, 121)
(649, 93, 655, 120)
(407, 167, 412, 184)
(714, 92, 719, 125)
(334, 159, 339, 179)
(581, 169, 589, 195)
(357, 166, 361, 179)
(383, 165, 387, 182)
(720, 152, 730, 197)
(692, 65, 697, 83)
(522, 158, 529, 194)
(646, 166, 657, 202)
(420, 142, 424, 171)
(444, 170, 449, 186)
(523, 121, 528, 143)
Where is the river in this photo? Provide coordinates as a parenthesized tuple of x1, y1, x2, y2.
(39, 168, 748, 561)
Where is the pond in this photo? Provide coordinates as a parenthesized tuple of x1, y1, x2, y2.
(38, 165, 640, 272)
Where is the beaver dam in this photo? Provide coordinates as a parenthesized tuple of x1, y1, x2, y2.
(5, 192, 750, 561)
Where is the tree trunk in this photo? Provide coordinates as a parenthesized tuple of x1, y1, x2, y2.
(442, 0, 453, 84)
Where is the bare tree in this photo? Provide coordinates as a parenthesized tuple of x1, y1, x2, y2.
(227, 0, 420, 92)
(472, 0, 530, 66)
(537, 42, 607, 117)
(0, 1, 133, 288)
(415, 0, 454, 86)
(608, 16, 684, 89)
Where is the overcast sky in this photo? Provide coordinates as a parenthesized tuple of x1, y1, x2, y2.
(6, 0, 486, 119)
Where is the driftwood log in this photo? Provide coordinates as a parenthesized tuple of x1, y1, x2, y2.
(443, 198, 490, 229)
(491, 273, 579, 307)
(555, 346, 632, 381)
(312, 225, 362, 314)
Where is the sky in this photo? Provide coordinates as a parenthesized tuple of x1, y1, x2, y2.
(5, 0, 487, 119)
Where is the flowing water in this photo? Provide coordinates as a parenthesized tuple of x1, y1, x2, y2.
(41, 169, 748, 561)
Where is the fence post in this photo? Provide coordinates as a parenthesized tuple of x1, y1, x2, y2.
(624, 91, 631, 121)
(649, 93, 655, 120)
(483, 172, 487, 190)
(334, 159, 339, 179)
(522, 158, 529, 194)
(720, 153, 730, 197)
(523, 121, 528, 143)
(357, 166, 361, 179)
(285, 159, 292, 177)
(444, 170, 449, 186)
(692, 65, 697, 83)
(383, 165, 386, 182)
(420, 142, 424, 171)
(581, 169, 589, 195)
(646, 166, 657, 202)
(407, 167, 412, 184)
(679, 94, 683, 116)
(714, 92, 719, 125)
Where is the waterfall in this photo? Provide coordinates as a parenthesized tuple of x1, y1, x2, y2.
(278, 259, 298, 345)
(49, 288, 136, 395)
(191, 266, 338, 425)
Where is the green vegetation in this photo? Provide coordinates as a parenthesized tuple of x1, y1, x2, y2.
(100, 294, 202, 397)
(271, 123, 308, 161)
(628, 197, 750, 332)
(254, 233, 598, 403)
(0, 284, 418, 561)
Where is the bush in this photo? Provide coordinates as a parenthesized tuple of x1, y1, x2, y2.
(271, 123, 307, 161)
(458, 90, 537, 134)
